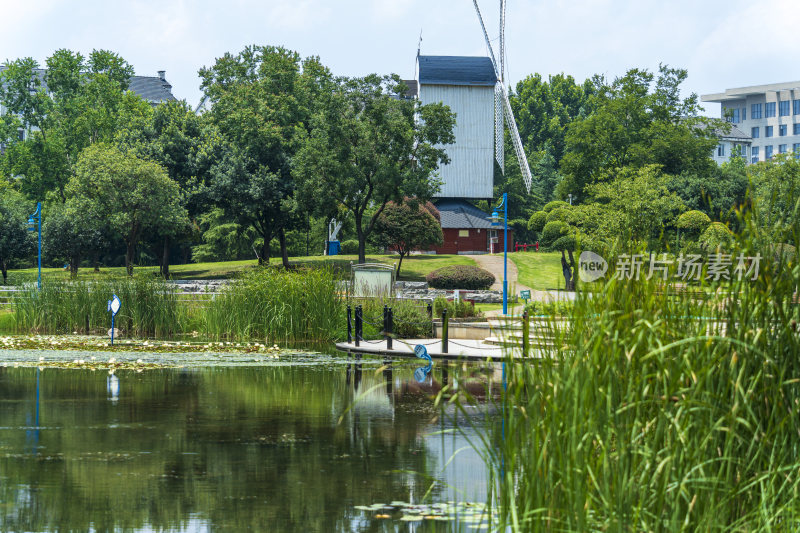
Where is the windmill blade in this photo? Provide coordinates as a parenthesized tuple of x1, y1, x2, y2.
(499, 83, 533, 193)
(471, 0, 500, 78)
(494, 83, 505, 174)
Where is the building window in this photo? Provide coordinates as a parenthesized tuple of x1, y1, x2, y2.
(765, 126, 773, 137)
(742, 107, 746, 121)
(458, 229, 469, 237)
(765, 102, 776, 118)
(765, 145, 773, 160)
(794, 124, 800, 135)
(780, 101, 790, 116)
(730, 109, 740, 123)
(717, 144, 725, 157)
(794, 143, 800, 157)
(779, 144, 788, 154)
(780, 124, 787, 136)
(794, 99, 800, 115)
(751, 103, 763, 119)
(751, 127, 760, 138)
(751, 146, 759, 163)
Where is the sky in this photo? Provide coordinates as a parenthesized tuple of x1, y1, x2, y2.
(1, 0, 797, 117)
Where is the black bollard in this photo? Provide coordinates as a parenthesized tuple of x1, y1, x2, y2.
(427, 301, 434, 336)
(346, 305, 352, 344)
(355, 305, 362, 347)
(522, 310, 530, 358)
(387, 307, 393, 351)
(383, 304, 388, 346)
(442, 308, 448, 354)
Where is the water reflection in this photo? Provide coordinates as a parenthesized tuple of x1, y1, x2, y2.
(0, 357, 499, 532)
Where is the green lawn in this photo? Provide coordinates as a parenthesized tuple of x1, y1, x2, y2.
(6, 254, 476, 284)
(510, 252, 565, 291)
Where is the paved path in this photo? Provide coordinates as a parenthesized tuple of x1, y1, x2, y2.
(470, 253, 530, 293)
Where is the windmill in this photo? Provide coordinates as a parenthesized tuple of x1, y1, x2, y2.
(472, 0, 534, 194)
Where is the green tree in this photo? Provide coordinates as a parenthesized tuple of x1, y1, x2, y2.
(559, 65, 717, 201)
(749, 153, 800, 243)
(199, 45, 330, 267)
(370, 200, 443, 277)
(0, 186, 34, 284)
(67, 144, 187, 275)
(42, 199, 108, 277)
(587, 165, 685, 246)
(511, 72, 593, 167)
(0, 50, 141, 201)
(294, 75, 455, 263)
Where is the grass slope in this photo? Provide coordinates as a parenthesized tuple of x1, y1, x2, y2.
(510, 252, 564, 290)
(6, 254, 477, 283)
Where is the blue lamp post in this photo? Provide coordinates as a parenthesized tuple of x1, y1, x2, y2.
(490, 193, 509, 315)
(27, 202, 42, 290)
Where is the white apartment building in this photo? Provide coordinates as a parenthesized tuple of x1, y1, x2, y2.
(702, 81, 800, 164)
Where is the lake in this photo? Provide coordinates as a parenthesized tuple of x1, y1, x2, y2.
(0, 351, 502, 531)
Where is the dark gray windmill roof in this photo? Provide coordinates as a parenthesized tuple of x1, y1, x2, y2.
(436, 199, 495, 229)
(418, 56, 498, 87)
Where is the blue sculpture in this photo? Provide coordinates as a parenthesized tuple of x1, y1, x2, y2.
(413, 344, 433, 383)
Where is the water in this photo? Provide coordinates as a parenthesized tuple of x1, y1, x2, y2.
(0, 353, 501, 532)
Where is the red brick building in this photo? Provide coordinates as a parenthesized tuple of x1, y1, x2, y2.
(429, 199, 513, 254)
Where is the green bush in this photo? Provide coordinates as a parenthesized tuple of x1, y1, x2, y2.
(340, 240, 359, 254)
(528, 211, 548, 232)
(699, 222, 733, 250)
(358, 297, 432, 339)
(551, 235, 577, 251)
(426, 265, 495, 290)
(677, 210, 711, 236)
(543, 200, 569, 213)
(432, 295, 480, 319)
(541, 220, 569, 247)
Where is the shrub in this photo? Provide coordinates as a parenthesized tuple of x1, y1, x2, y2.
(551, 235, 577, 251)
(699, 222, 733, 250)
(432, 295, 480, 319)
(541, 220, 570, 247)
(528, 211, 548, 233)
(426, 265, 495, 290)
(677, 210, 711, 236)
(543, 200, 569, 213)
(340, 240, 359, 254)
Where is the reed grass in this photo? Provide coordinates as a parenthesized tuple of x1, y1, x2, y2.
(468, 212, 800, 531)
(202, 267, 342, 343)
(12, 277, 185, 337)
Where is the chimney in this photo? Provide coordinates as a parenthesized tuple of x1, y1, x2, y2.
(157, 70, 166, 81)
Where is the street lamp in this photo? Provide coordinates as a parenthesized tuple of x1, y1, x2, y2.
(27, 202, 42, 290)
(490, 193, 508, 315)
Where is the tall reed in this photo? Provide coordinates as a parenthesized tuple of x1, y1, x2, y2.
(202, 267, 343, 343)
(13, 277, 185, 337)
(477, 214, 800, 530)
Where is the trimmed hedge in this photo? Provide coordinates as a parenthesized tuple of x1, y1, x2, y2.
(543, 200, 569, 213)
(541, 220, 569, 247)
(528, 211, 548, 232)
(677, 210, 711, 236)
(699, 222, 733, 250)
(426, 265, 495, 290)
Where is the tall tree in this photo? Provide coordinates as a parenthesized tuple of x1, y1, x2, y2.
(199, 45, 330, 267)
(0, 49, 142, 201)
(0, 185, 34, 284)
(294, 75, 455, 263)
(67, 144, 187, 275)
(559, 65, 717, 201)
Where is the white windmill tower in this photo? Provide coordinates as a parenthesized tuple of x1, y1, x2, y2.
(473, 0, 534, 194)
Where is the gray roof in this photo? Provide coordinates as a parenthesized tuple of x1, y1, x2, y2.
(0, 66, 176, 104)
(128, 75, 177, 104)
(418, 56, 497, 87)
(435, 199, 494, 229)
(694, 120, 752, 142)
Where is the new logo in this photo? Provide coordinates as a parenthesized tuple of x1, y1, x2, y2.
(578, 251, 608, 282)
